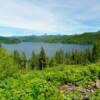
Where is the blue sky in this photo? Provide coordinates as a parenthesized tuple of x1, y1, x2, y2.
(0, 0, 100, 36)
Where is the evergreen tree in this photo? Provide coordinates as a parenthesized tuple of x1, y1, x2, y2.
(92, 42, 100, 62)
(70, 51, 76, 64)
(0, 44, 2, 48)
(49, 57, 56, 67)
(79, 51, 87, 65)
(20, 51, 27, 69)
(39, 47, 47, 70)
(13, 50, 20, 67)
(65, 52, 72, 64)
(30, 51, 36, 69)
(84, 49, 92, 63)
(54, 49, 65, 64)
(74, 50, 80, 64)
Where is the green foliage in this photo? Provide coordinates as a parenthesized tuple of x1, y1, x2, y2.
(0, 46, 18, 80)
(0, 45, 100, 99)
(0, 63, 100, 99)
(0, 31, 100, 44)
(39, 47, 47, 70)
(29, 51, 37, 69)
(0, 36, 21, 44)
(54, 49, 65, 64)
(92, 42, 100, 62)
(49, 57, 56, 67)
(20, 51, 27, 69)
(0, 37, 100, 99)
(13, 50, 20, 67)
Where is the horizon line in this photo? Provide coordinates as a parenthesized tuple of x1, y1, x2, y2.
(0, 31, 98, 37)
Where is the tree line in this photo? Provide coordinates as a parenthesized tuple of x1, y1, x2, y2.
(32, 32, 100, 44)
(12, 42, 100, 70)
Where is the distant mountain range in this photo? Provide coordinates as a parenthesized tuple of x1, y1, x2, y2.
(0, 31, 100, 44)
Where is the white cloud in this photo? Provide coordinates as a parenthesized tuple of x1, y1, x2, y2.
(0, 0, 57, 33)
(0, 0, 100, 35)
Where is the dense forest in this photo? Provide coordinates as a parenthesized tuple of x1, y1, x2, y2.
(0, 37, 21, 44)
(0, 41, 100, 99)
(32, 31, 100, 44)
(0, 31, 100, 44)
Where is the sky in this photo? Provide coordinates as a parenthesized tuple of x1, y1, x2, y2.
(0, 0, 100, 36)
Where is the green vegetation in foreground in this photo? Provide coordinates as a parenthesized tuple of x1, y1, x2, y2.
(0, 42, 100, 99)
(1, 62, 100, 99)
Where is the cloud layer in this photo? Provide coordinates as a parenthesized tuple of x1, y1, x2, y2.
(0, 0, 100, 36)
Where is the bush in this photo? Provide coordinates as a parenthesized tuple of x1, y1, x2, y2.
(0, 47, 18, 80)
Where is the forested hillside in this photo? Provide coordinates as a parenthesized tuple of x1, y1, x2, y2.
(0, 37, 21, 44)
(32, 31, 100, 44)
(0, 31, 100, 44)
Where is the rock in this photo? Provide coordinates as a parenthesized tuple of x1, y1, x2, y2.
(86, 81, 95, 93)
(96, 80, 100, 89)
(87, 82, 95, 90)
(80, 88, 88, 93)
(59, 85, 68, 93)
(87, 85, 92, 90)
(67, 85, 76, 91)
(67, 83, 73, 86)
(59, 84, 76, 93)
(89, 81, 95, 87)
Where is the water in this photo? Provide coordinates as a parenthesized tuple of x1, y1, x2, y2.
(2, 42, 92, 58)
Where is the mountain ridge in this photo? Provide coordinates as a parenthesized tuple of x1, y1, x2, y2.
(0, 31, 100, 44)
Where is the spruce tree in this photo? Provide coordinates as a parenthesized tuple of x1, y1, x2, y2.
(30, 51, 36, 69)
(54, 49, 65, 64)
(65, 52, 72, 64)
(13, 50, 20, 66)
(49, 57, 56, 67)
(39, 47, 47, 70)
(70, 51, 76, 64)
(92, 42, 100, 62)
(0, 44, 2, 48)
(20, 51, 27, 69)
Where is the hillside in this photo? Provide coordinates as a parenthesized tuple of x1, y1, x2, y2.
(32, 32, 100, 44)
(0, 36, 21, 44)
(62, 32, 100, 44)
(0, 31, 100, 44)
(12, 31, 100, 44)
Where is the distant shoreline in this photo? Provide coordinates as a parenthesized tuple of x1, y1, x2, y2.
(0, 31, 100, 44)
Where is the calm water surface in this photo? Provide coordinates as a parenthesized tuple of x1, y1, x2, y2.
(2, 42, 92, 58)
